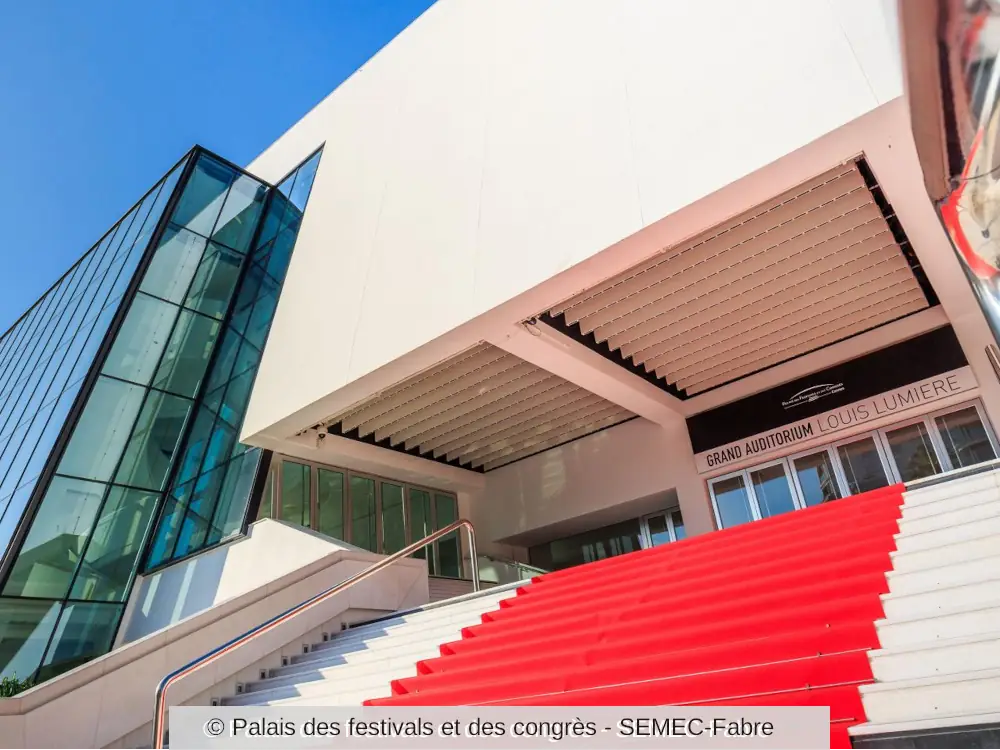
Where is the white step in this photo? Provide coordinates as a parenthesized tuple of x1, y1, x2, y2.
(902, 471, 1000, 506)
(891, 532, 1000, 572)
(887, 552, 1000, 595)
(875, 600, 1000, 648)
(859, 667, 1000, 724)
(900, 486, 1000, 521)
(893, 513, 1000, 553)
(896, 496, 1000, 536)
(337, 589, 516, 637)
(225, 664, 406, 706)
(260, 684, 393, 707)
(282, 628, 465, 673)
(850, 710, 1000, 738)
(882, 578, 1000, 620)
(870, 631, 1000, 682)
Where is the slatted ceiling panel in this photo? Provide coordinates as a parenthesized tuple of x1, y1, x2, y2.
(618, 221, 892, 360)
(374, 360, 539, 443)
(647, 251, 909, 373)
(320, 342, 634, 471)
(667, 268, 921, 384)
(550, 163, 859, 320)
(566, 167, 868, 331)
(627, 232, 900, 366)
(682, 290, 928, 393)
(547, 159, 931, 396)
(338, 344, 505, 433)
(432, 384, 598, 458)
(406, 377, 575, 453)
(482, 412, 632, 472)
(591, 198, 883, 345)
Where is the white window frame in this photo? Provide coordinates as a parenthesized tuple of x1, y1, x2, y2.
(639, 507, 685, 548)
(706, 398, 999, 529)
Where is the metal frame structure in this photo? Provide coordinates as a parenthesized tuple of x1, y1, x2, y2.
(151, 518, 480, 749)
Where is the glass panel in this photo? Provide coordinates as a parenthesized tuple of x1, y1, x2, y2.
(936, 406, 997, 469)
(57, 377, 145, 482)
(288, 151, 322, 211)
(885, 422, 942, 482)
(837, 437, 890, 495)
(145, 495, 183, 569)
(257, 469, 274, 521)
(211, 449, 262, 540)
(69, 487, 158, 601)
(0, 598, 60, 680)
(408, 488, 432, 565)
(712, 475, 755, 528)
(749, 463, 797, 519)
(529, 519, 642, 571)
(37, 601, 122, 681)
(280, 461, 310, 528)
(212, 175, 266, 253)
(380, 482, 405, 554)
(173, 466, 226, 556)
(646, 513, 672, 547)
(669, 509, 686, 541)
(435, 493, 460, 578)
(793, 451, 841, 507)
(3, 477, 107, 599)
(350, 475, 376, 552)
(139, 226, 207, 305)
(114, 392, 193, 491)
(184, 245, 242, 319)
(151, 310, 222, 398)
(171, 156, 234, 237)
(317, 468, 344, 540)
(101, 293, 178, 386)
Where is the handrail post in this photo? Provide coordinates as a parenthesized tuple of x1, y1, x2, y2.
(151, 519, 479, 748)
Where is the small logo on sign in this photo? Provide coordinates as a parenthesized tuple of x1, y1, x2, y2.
(781, 383, 845, 410)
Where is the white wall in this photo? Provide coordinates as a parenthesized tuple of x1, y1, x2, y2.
(242, 0, 903, 442)
(120, 518, 423, 643)
(475, 414, 714, 546)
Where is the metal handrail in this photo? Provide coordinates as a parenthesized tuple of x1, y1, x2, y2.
(151, 519, 479, 748)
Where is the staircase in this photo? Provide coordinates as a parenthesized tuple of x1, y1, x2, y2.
(218, 472, 1000, 748)
(219, 585, 524, 707)
(850, 468, 1000, 747)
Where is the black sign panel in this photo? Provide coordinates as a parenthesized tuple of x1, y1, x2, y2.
(686, 326, 968, 453)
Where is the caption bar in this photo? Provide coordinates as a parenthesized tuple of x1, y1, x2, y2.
(170, 706, 830, 748)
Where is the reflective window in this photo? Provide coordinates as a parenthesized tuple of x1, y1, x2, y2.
(0, 598, 60, 682)
(101, 293, 177, 386)
(280, 461, 310, 528)
(435, 493, 460, 578)
(57, 377, 145, 482)
(529, 519, 643, 571)
(3, 477, 107, 599)
(36, 601, 122, 682)
(408, 488, 432, 565)
(749, 464, 797, 519)
(185, 245, 242, 319)
(139, 227, 206, 305)
(69, 486, 158, 601)
(151, 311, 221, 398)
(212, 175, 266, 253)
(172, 156, 233, 237)
(884, 422, 941, 482)
(793, 451, 840, 507)
(711, 475, 755, 528)
(114, 392, 193, 490)
(351, 476, 376, 552)
(936, 406, 997, 469)
(317, 469, 344, 540)
(670, 509, 686, 541)
(837, 437, 890, 495)
(380, 482, 405, 554)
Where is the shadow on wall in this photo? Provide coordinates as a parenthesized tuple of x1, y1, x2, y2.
(119, 519, 362, 643)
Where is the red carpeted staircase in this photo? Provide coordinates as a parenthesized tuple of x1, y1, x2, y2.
(366, 485, 906, 748)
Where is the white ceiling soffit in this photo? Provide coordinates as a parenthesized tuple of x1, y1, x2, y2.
(548, 161, 929, 395)
(318, 343, 635, 472)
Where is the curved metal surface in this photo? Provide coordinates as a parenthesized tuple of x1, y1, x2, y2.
(152, 519, 479, 748)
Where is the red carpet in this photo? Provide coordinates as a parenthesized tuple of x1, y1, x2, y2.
(365, 485, 904, 748)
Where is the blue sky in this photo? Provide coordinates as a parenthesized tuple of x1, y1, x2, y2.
(0, 0, 433, 330)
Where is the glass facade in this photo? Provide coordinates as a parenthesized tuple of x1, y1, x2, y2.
(0, 146, 322, 683)
(257, 454, 463, 577)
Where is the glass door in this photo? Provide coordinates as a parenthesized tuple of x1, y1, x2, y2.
(641, 508, 686, 547)
(834, 435, 891, 495)
(789, 449, 841, 507)
(879, 419, 942, 483)
(933, 403, 998, 469)
(709, 460, 801, 529)
(748, 461, 798, 519)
